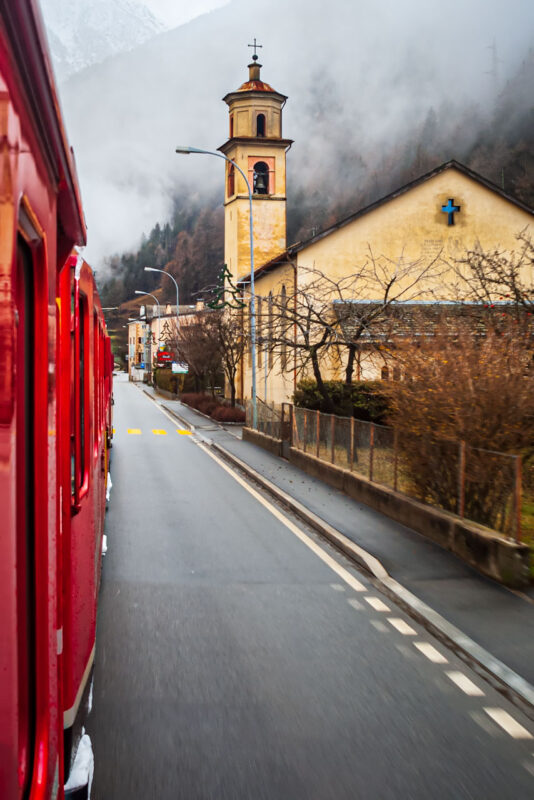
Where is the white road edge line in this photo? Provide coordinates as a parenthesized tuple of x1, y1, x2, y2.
(446, 671, 485, 696)
(414, 642, 448, 664)
(484, 708, 533, 740)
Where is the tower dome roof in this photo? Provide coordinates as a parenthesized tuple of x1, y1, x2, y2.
(237, 78, 275, 93)
(236, 60, 276, 93)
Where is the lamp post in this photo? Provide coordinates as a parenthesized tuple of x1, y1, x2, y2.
(175, 145, 257, 429)
(144, 267, 180, 332)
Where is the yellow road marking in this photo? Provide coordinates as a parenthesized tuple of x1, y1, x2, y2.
(128, 428, 142, 435)
(176, 429, 192, 435)
(152, 429, 167, 435)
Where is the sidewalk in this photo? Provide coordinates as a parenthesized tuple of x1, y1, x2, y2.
(142, 386, 534, 699)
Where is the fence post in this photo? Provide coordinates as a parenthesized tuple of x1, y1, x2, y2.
(292, 406, 297, 449)
(515, 455, 522, 543)
(369, 423, 374, 481)
(331, 415, 336, 464)
(393, 428, 399, 492)
(316, 410, 320, 459)
(458, 440, 466, 518)
(350, 417, 355, 472)
(303, 410, 308, 453)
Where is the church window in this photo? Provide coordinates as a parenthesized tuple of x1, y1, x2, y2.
(228, 163, 235, 196)
(229, 115, 234, 137)
(393, 366, 401, 381)
(253, 161, 269, 194)
(381, 366, 389, 380)
(256, 113, 266, 137)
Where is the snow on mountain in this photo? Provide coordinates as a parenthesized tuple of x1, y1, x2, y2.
(40, 0, 165, 82)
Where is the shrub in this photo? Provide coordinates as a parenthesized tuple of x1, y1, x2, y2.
(293, 378, 389, 423)
(154, 367, 178, 395)
(211, 406, 246, 423)
(386, 319, 534, 530)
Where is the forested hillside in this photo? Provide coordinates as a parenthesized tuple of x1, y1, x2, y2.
(99, 49, 534, 310)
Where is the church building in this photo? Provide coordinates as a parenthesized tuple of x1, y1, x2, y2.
(221, 55, 534, 406)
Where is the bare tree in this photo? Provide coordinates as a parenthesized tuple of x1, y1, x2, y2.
(385, 316, 534, 529)
(264, 250, 444, 411)
(212, 310, 247, 407)
(174, 312, 221, 394)
(453, 229, 534, 313)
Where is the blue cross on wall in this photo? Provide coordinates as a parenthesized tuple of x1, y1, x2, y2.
(441, 198, 461, 226)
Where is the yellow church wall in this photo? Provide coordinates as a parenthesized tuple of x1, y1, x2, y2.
(238, 263, 296, 405)
(296, 168, 533, 298)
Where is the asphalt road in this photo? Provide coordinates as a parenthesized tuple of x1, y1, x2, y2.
(87, 375, 534, 799)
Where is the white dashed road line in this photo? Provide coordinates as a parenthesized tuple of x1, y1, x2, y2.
(370, 620, 388, 633)
(484, 708, 533, 740)
(347, 598, 363, 610)
(446, 671, 485, 697)
(387, 617, 416, 635)
(364, 596, 390, 612)
(414, 642, 448, 664)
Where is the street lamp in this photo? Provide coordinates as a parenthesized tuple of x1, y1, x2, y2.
(175, 145, 257, 429)
(144, 267, 180, 332)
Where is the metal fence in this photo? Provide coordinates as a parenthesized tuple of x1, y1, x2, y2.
(246, 399, 284, 439)
(288, 406, 523, 541)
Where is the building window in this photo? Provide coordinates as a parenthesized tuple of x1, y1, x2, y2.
(253, 161, 269, 194)
(393, 366, 401, 381)
(381, 366, 389, 380)
(230, 115, 234, 137)
(228, 163, 235, 196)
(256, 113, 266, 136)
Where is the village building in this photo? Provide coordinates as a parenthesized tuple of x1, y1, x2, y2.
(127, 301, 206, 381)
(222, 58, 534, 406)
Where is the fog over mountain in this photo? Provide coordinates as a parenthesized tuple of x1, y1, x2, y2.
(53, 0, 534, 270)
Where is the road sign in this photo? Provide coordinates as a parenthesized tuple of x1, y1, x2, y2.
(172, 362, 188, 374)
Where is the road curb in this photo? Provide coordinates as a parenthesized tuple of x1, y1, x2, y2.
(209, 442, 534, 716)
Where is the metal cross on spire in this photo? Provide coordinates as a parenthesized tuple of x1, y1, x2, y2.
(248, 38, 262, 61)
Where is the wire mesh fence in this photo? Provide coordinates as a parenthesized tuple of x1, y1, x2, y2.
(246, 399, 284, 439)
(287, 406, 523, 541)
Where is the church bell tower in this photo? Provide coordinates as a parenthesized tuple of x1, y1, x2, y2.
(219, 46, 292, 281)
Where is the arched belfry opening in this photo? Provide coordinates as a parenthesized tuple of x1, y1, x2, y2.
(227, 163, 235, 196)
(256, 113, 266, 137)
(253, 161, 269, 194)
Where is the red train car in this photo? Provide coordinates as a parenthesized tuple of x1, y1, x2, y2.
(0, 2, 112, 797)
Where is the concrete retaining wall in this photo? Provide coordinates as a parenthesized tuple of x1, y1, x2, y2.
(240, 428, 530, 587)
(243, 427, 283, 457)
(288, 447, 530, 588)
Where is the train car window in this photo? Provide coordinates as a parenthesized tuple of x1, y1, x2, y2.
(93, 313, 99, 444)
(79, 294, 87, 488)
(70, 280, 76, 497)
(15, 234, 36, 796)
